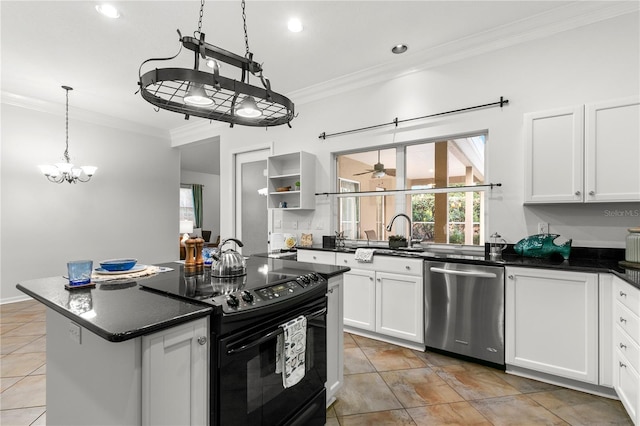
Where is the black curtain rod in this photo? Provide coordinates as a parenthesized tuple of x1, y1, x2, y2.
(315, 183, 502, 197)
(318, 96, 509, 140)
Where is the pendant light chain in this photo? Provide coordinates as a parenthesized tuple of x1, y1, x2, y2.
(241, 0, 250, 58)
(195, 0, 205, 37)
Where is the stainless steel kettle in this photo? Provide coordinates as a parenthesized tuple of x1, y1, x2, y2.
(211, 238, 247, 278)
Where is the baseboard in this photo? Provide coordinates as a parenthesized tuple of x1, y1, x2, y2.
(1, 294, 33, 305)
(344, 326, 425, 351)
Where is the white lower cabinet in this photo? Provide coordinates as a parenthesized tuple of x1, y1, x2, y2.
(326, 275, 344, 407)
(338, 253, 424, 344)
(142, 318, 209, 426)
(505, 267, 599, 384)
(343, 268, 377, 331)
(613, 276, 640, 425)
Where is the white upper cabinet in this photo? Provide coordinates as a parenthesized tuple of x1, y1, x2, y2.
(585, 97, 640, 202)
(524, 105, 584, 203)
(524, 97, 640, 204)
(267, 151, 316, 210)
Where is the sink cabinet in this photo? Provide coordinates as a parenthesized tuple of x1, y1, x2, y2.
(524, 97, 640, 203)
(336, 252, 424, 345)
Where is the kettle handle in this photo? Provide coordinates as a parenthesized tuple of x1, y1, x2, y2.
(219, 238, 244, 249)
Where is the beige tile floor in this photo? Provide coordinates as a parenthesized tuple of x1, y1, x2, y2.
(0, 299, 633, 426)
(327, 334, 633, 425)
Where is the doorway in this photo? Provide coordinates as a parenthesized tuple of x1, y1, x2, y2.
(234, 148, 270, 255)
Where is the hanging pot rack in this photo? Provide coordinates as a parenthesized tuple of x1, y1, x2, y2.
(318, 96, 509, 140)
(315, 183, 502, 198)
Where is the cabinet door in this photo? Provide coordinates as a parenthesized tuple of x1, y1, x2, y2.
(585, 97, 640, 202)
(376, 271, 424, 343)
(142, 318, 209, 426)
(505, 267, 598, 384)
(343, 268, 376, 331)
(524, 106, 584, 203)
(326, 276, 344, 407)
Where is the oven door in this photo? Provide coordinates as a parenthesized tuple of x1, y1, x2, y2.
(217, 297, 327, 426)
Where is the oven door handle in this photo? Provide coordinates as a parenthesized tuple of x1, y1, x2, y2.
(226, 307, 327, 355)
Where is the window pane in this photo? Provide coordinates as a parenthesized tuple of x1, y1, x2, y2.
(180, 187, 196, 223)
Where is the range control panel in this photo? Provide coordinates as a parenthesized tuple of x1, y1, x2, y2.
(214, 273, 326, 313)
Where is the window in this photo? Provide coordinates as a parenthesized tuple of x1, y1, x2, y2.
(180, 186, 196, 223)
(335, 134, 485, 246)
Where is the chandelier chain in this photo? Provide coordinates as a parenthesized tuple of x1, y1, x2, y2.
(63, 87, 71, 163)
(241, 0, 250, 58)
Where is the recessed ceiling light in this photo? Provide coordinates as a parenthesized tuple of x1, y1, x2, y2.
(95, 4, 120, 19)
(391, 44, 408, 54)
(288, 18, 303, 33)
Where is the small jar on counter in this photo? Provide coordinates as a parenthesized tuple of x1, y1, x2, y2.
(626, 227, 640, 263)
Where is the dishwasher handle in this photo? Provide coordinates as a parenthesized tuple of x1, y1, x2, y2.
(429, 267, 497, 279)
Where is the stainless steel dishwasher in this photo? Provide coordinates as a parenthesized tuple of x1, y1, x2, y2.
(424, 261, 505, 366)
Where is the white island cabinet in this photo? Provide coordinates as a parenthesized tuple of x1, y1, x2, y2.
(142, 318, 209, 426)
(46, 309, 208, 426)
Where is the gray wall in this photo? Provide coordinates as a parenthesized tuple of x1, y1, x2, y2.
(241, 160, 268, 256)
(1, 104, 178, 303)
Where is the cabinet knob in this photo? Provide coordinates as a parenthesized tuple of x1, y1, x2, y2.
(344, 259, 348, 263)
(588, 191, 595, 196)
(575, 191, 581, 196)
(620, 342, 627, 350)
(508, 275, 514, 280)
(197, 336, 207, 346)
(620, 361, 627, 368)
(620, 317, 627, 323)
(620, 291, 627, 297)
(313, 256, 317, 260)
(369, 277, 374, 281)
(327, 288, 334, 294)
(405, 265, 410, 270)
(377, 278, 381, 282)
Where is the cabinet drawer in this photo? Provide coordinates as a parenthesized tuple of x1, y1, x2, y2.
(614, 278, 640, 317)
(615, 349, 639, 423)
(616, 324, 640, 372)
(615, 302, 640, 346)
(296, 250, 336, 265)
(336, 253, 422, 276)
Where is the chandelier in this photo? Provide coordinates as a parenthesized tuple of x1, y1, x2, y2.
(38, 86, 97, 184)
(138, 0, 295, 128)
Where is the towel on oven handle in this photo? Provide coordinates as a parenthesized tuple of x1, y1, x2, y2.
(275, 315, 307, 388)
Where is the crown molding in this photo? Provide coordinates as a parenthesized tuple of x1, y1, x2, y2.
(1, 91, 170, 140)
(289, 1, 639, 106)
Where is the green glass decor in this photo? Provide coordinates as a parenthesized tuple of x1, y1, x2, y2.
(514, 234, 572, 260)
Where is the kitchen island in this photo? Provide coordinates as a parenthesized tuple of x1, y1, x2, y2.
(16, 256, 349, 426)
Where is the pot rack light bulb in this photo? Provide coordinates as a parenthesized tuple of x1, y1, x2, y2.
(236, 96, 262, 118)
(184, 83, 214, 106)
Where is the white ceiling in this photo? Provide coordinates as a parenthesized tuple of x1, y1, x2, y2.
(3, 1, 636, 138)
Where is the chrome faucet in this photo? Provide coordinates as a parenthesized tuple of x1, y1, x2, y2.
(386, 213, 413, 247)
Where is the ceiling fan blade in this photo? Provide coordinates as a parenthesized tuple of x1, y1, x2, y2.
(386, 168, 396, 176)
(353, 169, 374, 176)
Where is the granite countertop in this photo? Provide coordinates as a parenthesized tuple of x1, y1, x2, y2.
(16, 258, 351, 343)
(16, 264, 213, 342)
(296, 245, 640, 289)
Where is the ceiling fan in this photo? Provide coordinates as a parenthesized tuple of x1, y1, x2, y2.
(353, 150, 396, 178)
